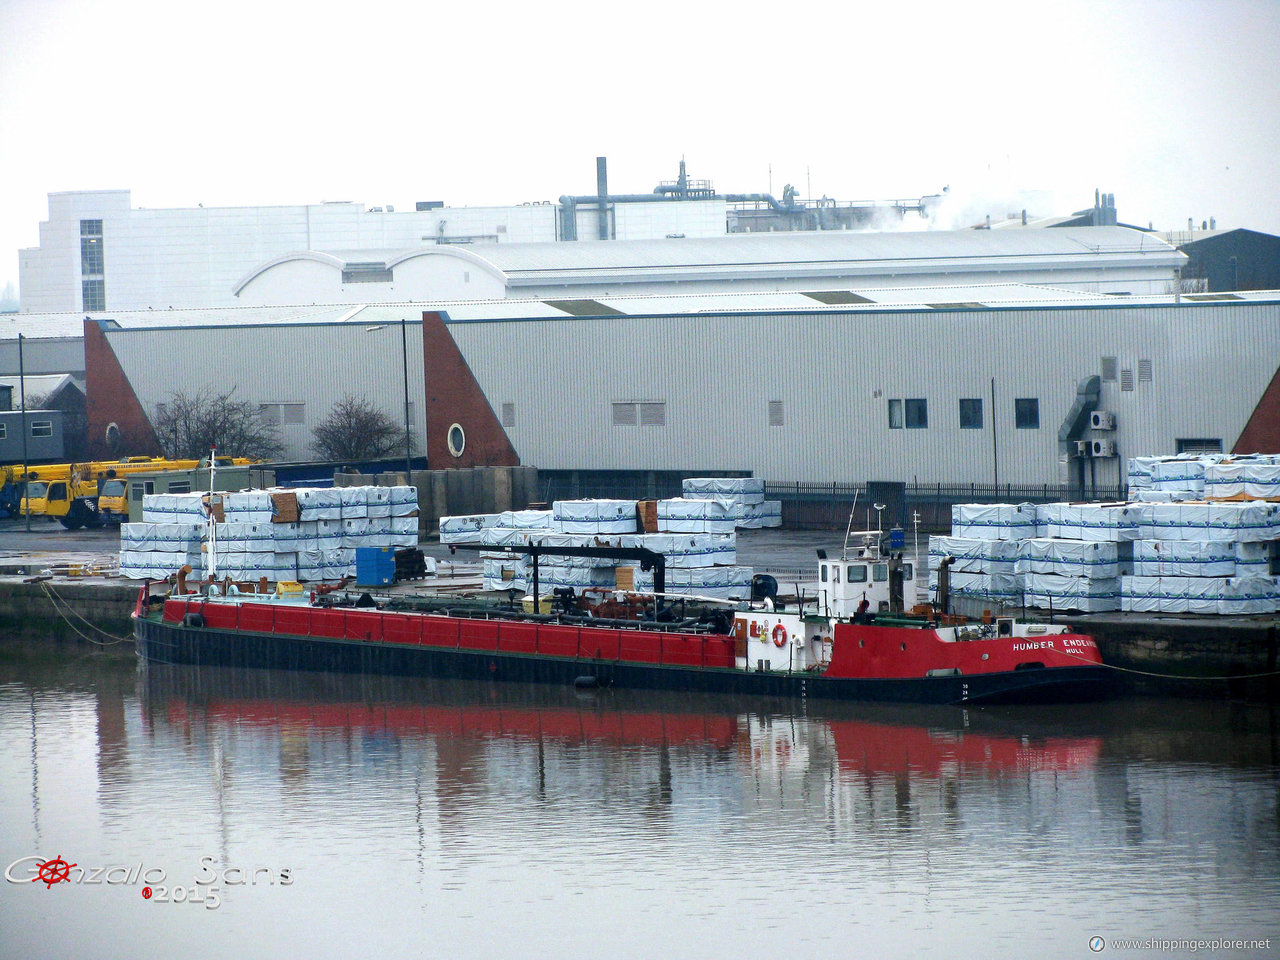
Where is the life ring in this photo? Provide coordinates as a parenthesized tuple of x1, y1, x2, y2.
(772, 624, 788, 647)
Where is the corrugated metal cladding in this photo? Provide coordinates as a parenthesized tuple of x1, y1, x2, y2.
(111, 323, 425, 462)
(104, 301, 1280, 484)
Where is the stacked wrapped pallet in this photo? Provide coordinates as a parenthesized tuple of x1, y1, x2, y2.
(120, 485, 419, 582)
(935, 493, 1280, 615)
(441, 498, 753, 600)
(681, 477, 782, 528)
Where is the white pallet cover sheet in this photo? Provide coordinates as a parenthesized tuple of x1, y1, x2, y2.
(141, 493, 211, 523)
(297, 548, 353, 581)
(932, 571, 1025, 602)
(1234, 541, 1275, 576)
(310, 518, 345, 550)
(1149, 457, 1217, 496)
(927, 537, 1019, 574)
(121, 551, 204, 580)
(1016, 538, 1124, 578)
(341, 517, 370, 547)
(1132, 490, 1181, 502)
(1132, 540, 1236, 577)
(388, 486, 418, 515)
(216, 521, 276, 552)
(120, 521, 207, 552)
(339, 486, 369, 518)
(1035, 503, 1136, 541)
(495, 509, 555, 530)
(213, 549, 293, 580)
(656, 498, 736, 534)
(633, 533, 737, 568)
(1121, 575, 1280, 615)
(478, 527, 551, 548)
(223, 490, 275, 522)
(950, 503, 1037, 540)
(271, 522, 308, 552)
(735, 500, 782, 528)
(681, 477, 766, 503)
(438, 513, 501, 544)
(551, 499, 636, 534)
(632, 565, 755, 600)
(295, 487, 343, 520)
(1203, 460, 1280, 501)
(1022, 573, 1121, 612)
(1126, 457, 1164, 492)
(1135, 502, 1280, 542)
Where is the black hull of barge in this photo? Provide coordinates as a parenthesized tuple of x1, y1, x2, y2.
(134, 618, 1113, 706)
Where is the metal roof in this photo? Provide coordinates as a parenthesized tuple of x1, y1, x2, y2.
(6, 284, 1280, 341)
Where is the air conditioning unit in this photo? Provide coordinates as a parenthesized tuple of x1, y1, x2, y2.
(1091, 439, 1117, 458)
(1073, 440, 1091, 457)
(1090, 410, 1117, 430)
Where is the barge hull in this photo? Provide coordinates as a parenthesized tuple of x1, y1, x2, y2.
(135, 617, 1111, 706)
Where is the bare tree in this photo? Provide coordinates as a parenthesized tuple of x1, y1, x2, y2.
(311, 394, 409, 462)
(152, 389, 284, 460)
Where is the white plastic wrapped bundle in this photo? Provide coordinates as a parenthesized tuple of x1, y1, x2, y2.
(928, 536, 1018, 574)
(1038, 503, 1136, 541)
(1150, 457, 1214, 497)
(223, 490, 275, 522)
(272, 522, 307, 552)
(537, 564, 619, 589)
(297, 548, 351, 582)
(482, 556, 529, 592)
(1126, 457, 1163, 492)
(478, 527, 546, 547)
(1121, 575, 1279, 615)
(366, 486, 392, 519)
(1234, 541, 1274, 577)
(339, 485, 370, 518)
(341, 517, 371, 547)
(635, 533, 737, 568)
(1022, 573, 1121, 612)
(495, 510, 555, 530)
(1204, 460, 1280, 501)
(1141, 502, 1280, 541)
(1132, 490, 1180, 502)
(681, 477, 766, 504)
(950, 503, 1036, 540)
(388, 486, 419, 516)
(218, 551, 296, 581)
(312, 518, 344, 550)
(1132, 540, 1236, 577)
(1016, 539, 1124, 578)
(438, 513, 500, 544)
(736, 500, 782, 528)
(120, 551, 202, 580)
(630, 564, 755, 600)
(141, 493, 211, 523)
(552, 499, 637, 534)
(120, 521, 207, 552)
(296, 488, 342, 520)
(656, 498, 736, 534)
(938, 571, 1025, 602)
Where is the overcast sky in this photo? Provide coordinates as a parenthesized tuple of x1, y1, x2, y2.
(1, 0, 1277, 300)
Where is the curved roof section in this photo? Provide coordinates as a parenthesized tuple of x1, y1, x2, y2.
(231, 245, 509, 296)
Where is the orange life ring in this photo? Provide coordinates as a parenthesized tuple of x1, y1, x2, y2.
(772, 624, 788, 647)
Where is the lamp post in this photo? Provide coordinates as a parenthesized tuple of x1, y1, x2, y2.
(18, 332, 30, 532)
(400, 318, 412, 481)
(365, 322, 414, 480)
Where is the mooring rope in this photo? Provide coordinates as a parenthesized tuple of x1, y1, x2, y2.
(38, 581, 134, 645)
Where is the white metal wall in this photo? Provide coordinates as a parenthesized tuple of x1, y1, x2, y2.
(104, 300, 1280, 483)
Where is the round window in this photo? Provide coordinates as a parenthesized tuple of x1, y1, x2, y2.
(447, 423, 466, 458)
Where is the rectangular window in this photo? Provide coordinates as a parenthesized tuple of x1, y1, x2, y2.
(958, 398, 983, 429)
(340, 263, 393, 283)
(80, 236, 103, 274)
(82, 279, 105, 311)
(847, 565, 868, 583)
(1176, 438, 1223, 454)
(80, 219, 103, 237)
(259, 402, 305, 426)
(638, 402, 666, 426)
(768, 400, 784, 427)
(888, 399, 903, 429)
(501, 402, 515, 428)
(30, 420, 52, 438)
(1101, 356, 1118, 382)
(130, 480, 156, 500)
(167, 480, 192, 494)
(1014, 398, 1040, 429)
(612, 401, 666, 427)
(904, 398, 928, 429)
(0, 423, 6, 440)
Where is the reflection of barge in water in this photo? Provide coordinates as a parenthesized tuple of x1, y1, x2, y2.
(140, 666, 1103, 780)
(134, 532, 1112, 705)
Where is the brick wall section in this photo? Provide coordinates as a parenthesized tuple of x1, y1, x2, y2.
(420, 311, 519, 469)
(83, 318, 162, 461)
(1234, 361, 1280, 453)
